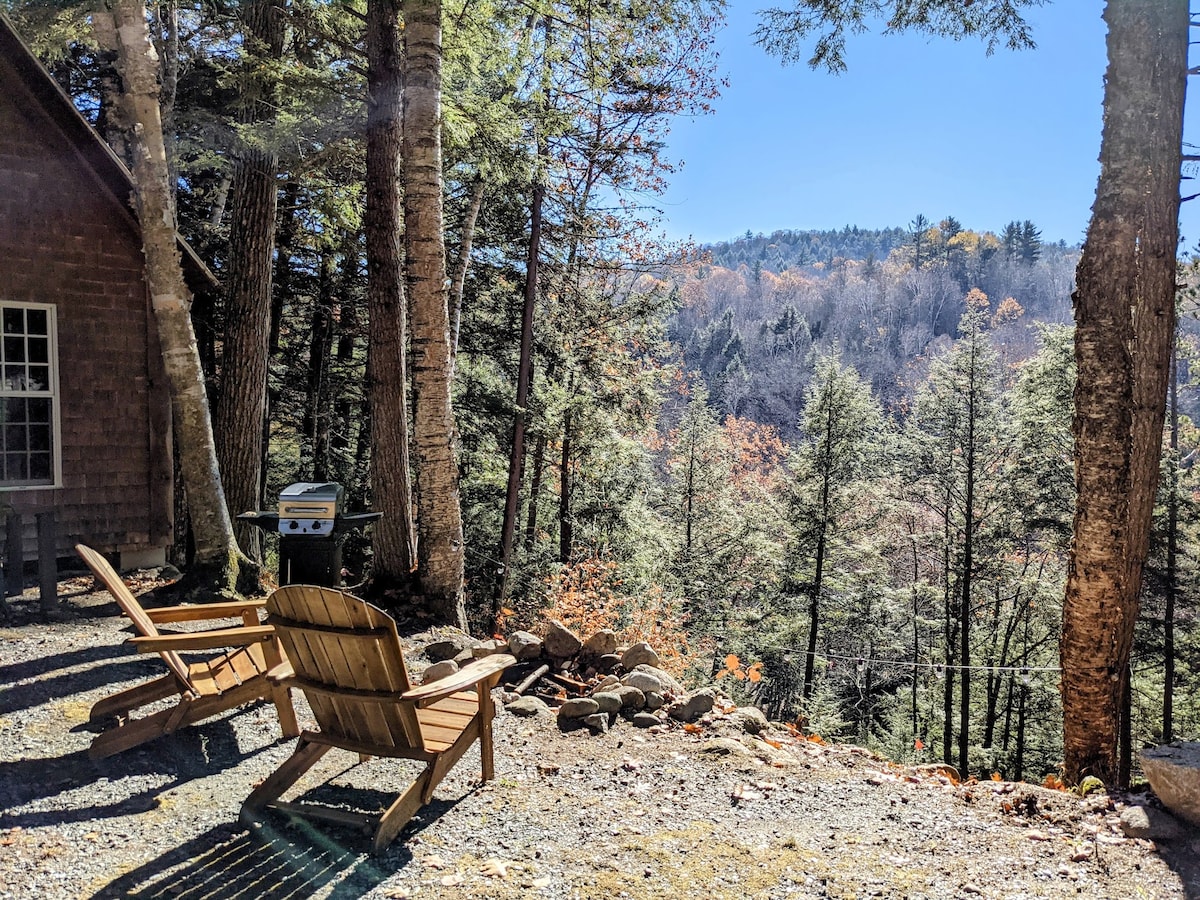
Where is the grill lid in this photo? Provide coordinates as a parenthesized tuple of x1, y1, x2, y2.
(278, 482, 345, 535)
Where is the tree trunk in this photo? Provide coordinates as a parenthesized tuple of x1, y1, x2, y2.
(213, 0, 285, 562)
(102, 0, 240, 583)
(304, 254, 335, 479)
(1062, 0, 1186, 787)
(959, 348, 977, 779)
(365, 0, 418, 586)
(559, 406, 573, 565)
(496, 179, 543, 611)
(449, 176, 485, 371)
(403, 0, 467, 627)
(1164, 344, 1179, 742)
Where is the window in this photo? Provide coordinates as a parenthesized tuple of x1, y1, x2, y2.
(0, 303, 59, 488)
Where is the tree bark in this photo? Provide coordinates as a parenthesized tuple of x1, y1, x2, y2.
(496, 179, 543, 611)
(403, 0, 467, 627)
(213, 0, 285, 561)
(101, 0, 240, 580)
(1062, 0, 1187, 787)
(365, 0, 418, 586)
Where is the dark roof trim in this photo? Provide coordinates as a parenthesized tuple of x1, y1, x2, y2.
(0, 11, 219, 290)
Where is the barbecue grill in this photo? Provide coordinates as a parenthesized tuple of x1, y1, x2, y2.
(238, 482, 380, 587)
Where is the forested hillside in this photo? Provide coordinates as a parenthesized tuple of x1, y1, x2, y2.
(8, 0, 1197, 788)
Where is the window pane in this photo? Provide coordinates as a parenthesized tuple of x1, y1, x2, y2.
(28, 453, 50, 480)
(5, 425, 26, 451)
(3, 367, 25, 390)
(27, 399, 49, 423)
(27, 366, 48, 391)
(25, 309, 46, 336)
(4, 337, 24, 363)
(6, 454, 27, 480)
(27, 424, 48, 452)
(2, 308, 22, 335)
(27, 338, 47, 364)
(4, 398, 25, 424)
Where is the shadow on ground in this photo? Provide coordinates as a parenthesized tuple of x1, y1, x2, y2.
(91, 819, 406, 899)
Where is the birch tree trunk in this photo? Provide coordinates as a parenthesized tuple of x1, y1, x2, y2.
(365, 0, 418, 586)
(1062, 0, 1187, 787)
(403, 0, 467, 628)
(100, 0, 241, 583)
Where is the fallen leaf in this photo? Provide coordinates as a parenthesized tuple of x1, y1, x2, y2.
(1026, 830, 1052, 842)
(725, 653, 740, 670)
(383, 887, 412, 898)
(536, 762, 560, 776)
(421, 854, 447, 869)
(682, 722, 703, 733)
(440, 873, 464, 887)
(481, 857, 512, 878)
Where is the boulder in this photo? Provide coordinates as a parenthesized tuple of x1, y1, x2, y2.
(631, 712, 661, 729)
(590, 675, 621, 693)
(728, 705, 769, 735)
(614, 684, 646, 710)
(1120, 805, 1186, 841)
(558, 697, 600, 719)
(669, 687, 718, 722)
(591, 691, 623, 715)
(425, 634, 477, 662)
(632, 664, 684, 696)
(543, 620, 583, 659)
(506, 696, 550, 718)
(582, 713, 610, 733)
(507, 630, 543, 660)
(622, 642, 660, 670)
(621, 670, 666, 695)
(472, 638, 508, 658)
(1142, 743, 1200, 827)
(584, 629, 618, 656)
(596, 653, 622, 674)
(421, 660, 459, 684)
(643, 691, 665, 711)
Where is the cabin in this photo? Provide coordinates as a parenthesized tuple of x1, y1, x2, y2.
(0, 15, 210, 570)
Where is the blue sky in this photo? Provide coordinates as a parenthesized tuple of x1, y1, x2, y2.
(657, 2, 1200, 249)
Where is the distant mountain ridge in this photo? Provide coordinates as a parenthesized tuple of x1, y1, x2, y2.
(705, 226, 909, 271)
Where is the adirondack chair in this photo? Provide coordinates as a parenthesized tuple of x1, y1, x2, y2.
(242, 584, 516, 853)
(76, 544, 299, 759)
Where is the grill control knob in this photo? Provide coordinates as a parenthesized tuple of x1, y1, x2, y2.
(312, 521, 322, 531)
(289, 520, 299, 530)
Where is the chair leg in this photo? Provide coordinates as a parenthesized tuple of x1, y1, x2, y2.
(243, 736, 331, 813)
(89, 704, 179, 759)
(373, 767, 434, 854)
(478, 680, 497, 782)
(273, 687, 299, 739)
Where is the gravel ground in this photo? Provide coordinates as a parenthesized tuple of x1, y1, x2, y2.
(2, 575, 1199, 900)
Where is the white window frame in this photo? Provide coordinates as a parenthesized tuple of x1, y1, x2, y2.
(0, 302, 61, 490)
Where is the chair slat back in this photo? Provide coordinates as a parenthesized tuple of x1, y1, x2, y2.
(75, 544, 192, 688)
(266, 585, 420, 751)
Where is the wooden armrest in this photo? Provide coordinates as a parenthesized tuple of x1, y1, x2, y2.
(130, 625, 276, 653)
(402, 653, 516, 705)
(144, 599, 267, 624)
(266, 660, 295, 684)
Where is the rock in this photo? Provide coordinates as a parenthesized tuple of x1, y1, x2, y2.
(506, 696, 550, 718)
(421, 660, 459, 684)
(583, 629, 618, 656)
(668, 687, 718, 722)
(1120, 805, 1186, 841)
(1142, 743, 1200, 827)
(591, 691, 622, 715)
(700, 737, 753, 757)
(591, 675, 621, 693)
(728, 705, 769, 735)
(472, 638, 508, 658)
(425, 634, 477, 662)
(614, 685, 646, 710)
(643, 691, 665, 711)
(747, 737, 796, 767)
(622, 670, 666, 695)
(453, 649, 476, 666)
(507, 630, 543, 660)
(632, 664, 684, 696)
(622, 642, 660, 670)
(912, 763, 961, 782)
(596, 653, 622, 674)
(543, 620, 583, 659)
(631, 712, 661, 728)
(582, 713, 610, 733)
(558, 697, 600, 719)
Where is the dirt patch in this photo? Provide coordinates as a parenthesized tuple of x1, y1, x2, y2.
(1, 579, 1199, 899)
